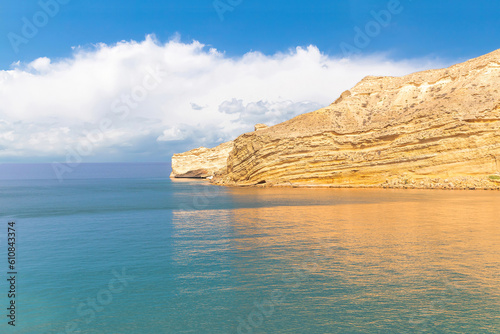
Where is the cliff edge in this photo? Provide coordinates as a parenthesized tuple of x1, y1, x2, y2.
(170, 141, 233, 178)
(174, 49, 500, 189)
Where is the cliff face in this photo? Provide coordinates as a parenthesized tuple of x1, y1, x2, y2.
(170, 123, 269, 179)
(170, 141, 233, 178)
(209, 49, 500, 188)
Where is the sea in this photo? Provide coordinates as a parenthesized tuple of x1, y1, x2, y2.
(0, 163, 498, 333)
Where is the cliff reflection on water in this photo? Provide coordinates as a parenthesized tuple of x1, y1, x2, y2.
(171, 187, 499, 332)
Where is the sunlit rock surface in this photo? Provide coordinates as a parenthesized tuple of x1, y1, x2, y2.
(176, 50, 500, 189)
(170, 141, 233, 178)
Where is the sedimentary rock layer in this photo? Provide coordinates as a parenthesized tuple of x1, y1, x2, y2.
(170, 141, 233, 178)
(209, 49, 500, 188)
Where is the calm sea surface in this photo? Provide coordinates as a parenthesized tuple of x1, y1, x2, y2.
(0, 164, 498, 333)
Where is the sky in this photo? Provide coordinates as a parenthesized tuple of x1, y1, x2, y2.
(0, 0, 499, 163)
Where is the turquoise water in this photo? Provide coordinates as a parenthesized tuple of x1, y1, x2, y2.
(0, 164, 499, 333)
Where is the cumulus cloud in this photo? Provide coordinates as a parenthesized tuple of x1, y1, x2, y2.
(0, 35, 449, 162)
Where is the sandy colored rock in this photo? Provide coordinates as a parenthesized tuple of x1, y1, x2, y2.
(208, 49, 500, 188)
(254, 123, 269, 131)
(170, 141, 233, 178)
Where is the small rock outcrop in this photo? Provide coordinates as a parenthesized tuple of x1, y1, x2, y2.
(254, 124, 269, 131)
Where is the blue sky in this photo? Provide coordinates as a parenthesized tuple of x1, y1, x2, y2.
(0, 0, 499, 164)
(2, 0, 499, 68)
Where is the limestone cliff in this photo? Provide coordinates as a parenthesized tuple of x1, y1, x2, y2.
(170, 141, 233, 178)
(172, 49, 500, 189)
(210, 49, 500, 189)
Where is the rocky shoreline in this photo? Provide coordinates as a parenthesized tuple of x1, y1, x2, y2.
(210, 175, 500, 190)
(380, 175, 500, 190)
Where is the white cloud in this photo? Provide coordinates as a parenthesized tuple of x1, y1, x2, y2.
(0, 35, 449, 162)
(28, 57, 51, 72)
(219, 99, 244, 114)
(157, 127, 186, 142)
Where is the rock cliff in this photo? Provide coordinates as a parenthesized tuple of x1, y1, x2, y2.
(170, 141, 233, 178)
(175, 49, 500, 189)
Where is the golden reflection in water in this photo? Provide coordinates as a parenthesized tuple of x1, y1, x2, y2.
(224, 189, 499, 288)
(170, 188, 499, 331)
(171, 188, 499, 288)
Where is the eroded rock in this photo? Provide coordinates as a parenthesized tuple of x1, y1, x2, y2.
(174, 49, 500, 189)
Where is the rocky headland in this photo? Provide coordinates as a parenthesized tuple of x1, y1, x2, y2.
(170, 141, 233, 178)
(171, 49, 500, 190)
